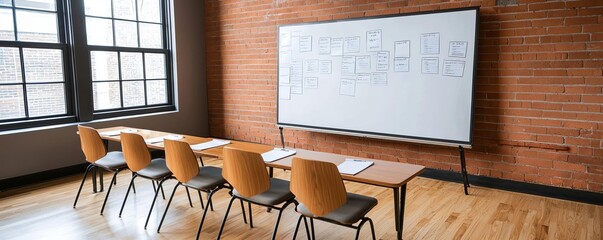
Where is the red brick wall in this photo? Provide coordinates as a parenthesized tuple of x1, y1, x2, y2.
(204, 0, 603, 192)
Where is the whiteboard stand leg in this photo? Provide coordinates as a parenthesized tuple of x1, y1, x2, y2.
(459, 146, 470, 195)
(279, 127, 285, 149)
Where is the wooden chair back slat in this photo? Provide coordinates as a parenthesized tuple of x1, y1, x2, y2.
(291, 157, 347, 216)
(164, 139, 199, 183)
(222, 147, 270, 198)
(120, 133, 152, 172)
(77, 125, 107, 163)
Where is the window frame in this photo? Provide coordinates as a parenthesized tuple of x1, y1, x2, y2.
(0, 0, 175, 131)
(0, 0, 76, 130)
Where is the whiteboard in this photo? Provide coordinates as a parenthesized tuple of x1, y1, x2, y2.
(277, 7, 479, 147)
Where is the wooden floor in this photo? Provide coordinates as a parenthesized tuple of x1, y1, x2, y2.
(0, 158, 601, 240)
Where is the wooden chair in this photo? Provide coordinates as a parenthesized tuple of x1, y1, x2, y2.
(118, 132, 174, 229)
(216, 147, 297, 240)
(157, 139, 228, 239)
(73, 125, 129, 215)
(290, 157, 377, 240)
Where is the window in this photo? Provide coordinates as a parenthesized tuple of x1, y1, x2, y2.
(0, 0, 173, 130)
(0, 0, 69, 122)
(85, 0, 170, 112)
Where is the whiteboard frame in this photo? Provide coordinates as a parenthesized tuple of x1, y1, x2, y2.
(276, 7, 480, 148)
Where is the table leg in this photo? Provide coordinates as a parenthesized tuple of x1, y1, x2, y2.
(92, 167, 97, 193)
(397, 184, 407, 240)
(99, 168, 104, 192)
(393, 187, 399, 231)
(269, 167, 274, 178)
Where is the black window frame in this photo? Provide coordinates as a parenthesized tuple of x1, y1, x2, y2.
(0, 0, 175, 131)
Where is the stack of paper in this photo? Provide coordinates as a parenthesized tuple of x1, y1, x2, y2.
(190, 139, 231, 151)
(99, 128, 137, 137)
(337, 159, 374, 175)
(261, 148, 296, 162)
(145, 135, 184, 144)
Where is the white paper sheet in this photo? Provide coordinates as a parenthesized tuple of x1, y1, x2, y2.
(99, 128, 137, 136)
(337, 159, 374, 175)
(145, 134, 183, 144)
(261, 148, 296, 162)
(190, 139, 231, 151)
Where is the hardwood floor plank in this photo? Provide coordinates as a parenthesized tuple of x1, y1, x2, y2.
(0, 158, 601, 239)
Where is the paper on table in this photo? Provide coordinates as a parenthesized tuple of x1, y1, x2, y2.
(338, 159, 374, 175)
(99, 128, 137, 136)
(190, 139, 231, 151)
(145, 134, 183, 144)
(261, 148, 296, 162)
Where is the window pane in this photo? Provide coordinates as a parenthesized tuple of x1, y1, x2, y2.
(93, 82, 121, 110)
(26, 83, 65, 117)
(120, 52, 143, 80)
(16, 10, 58, 43)
(139, 23, 162, 48)
(91, 51, 119, 81)
(0, 85, 25, 120)
(146, 80, 166, 105)
(115, 20, 138, 47)
(0, 8, 15, 41)
(0, 0, 11, 6)
(0, 47, 22, 83)
(144, 53, 165, 79)
(15, 0, 55, 11)
(122, 80, 144, 107)
(138, 0, 161, 23)
(84, 0, 111, 18)
(23, 48, 63, 83)
(113, 0, 135, 20)
(86, 17, 113, 46)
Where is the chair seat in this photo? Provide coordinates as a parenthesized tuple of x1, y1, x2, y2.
(297, 192, 378, 225)
(137, 158, 172, 179)
(233, 178, 294, 206)
(94, 151, 128, 170)
(183, 166, 227, 191)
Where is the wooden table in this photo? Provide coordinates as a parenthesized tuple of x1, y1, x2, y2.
(97, 126, 424, 240)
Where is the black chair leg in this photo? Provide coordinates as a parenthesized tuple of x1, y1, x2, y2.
(131, 172, 137, 193)
(195, 189, 217, 240)
(73, 164, 94, 208)
(310, 218, 316, 240)
(186, 187, 193, 207)
(197, 191, 205, 210)
(160, 181, 166, 200)
(157, 183, 180, 233)
(355, 218, 369, 240)
(303, 217, 311, 240)
(293, 215, 303, 240)
(248, 202, 253, 228)
(368, 218, 376, 240)
(240, 199, 248, 225)
(119, 174, 138, 217)
(271, 200, 294, 240)
(208, 192, 214, 210)
(215, 197, 236, 240)
(145, 178, 168, 229)
(100, 170, 120, 215)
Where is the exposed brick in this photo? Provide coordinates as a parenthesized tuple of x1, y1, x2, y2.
(205, 0, 603, 193)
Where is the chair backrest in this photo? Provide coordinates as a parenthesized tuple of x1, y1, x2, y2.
(222, 146, 270, 198)
(120, 132, 152, 172)
(77, 125, 107, 163)
(290, 157, 347, 217)
(164, 139, 199, 183)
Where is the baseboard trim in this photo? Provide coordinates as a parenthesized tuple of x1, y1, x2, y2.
(420, 168, 603, 206)
(0, 163, 88, 192)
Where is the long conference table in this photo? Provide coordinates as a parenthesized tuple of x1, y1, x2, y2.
(96, 126, 425, 240)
